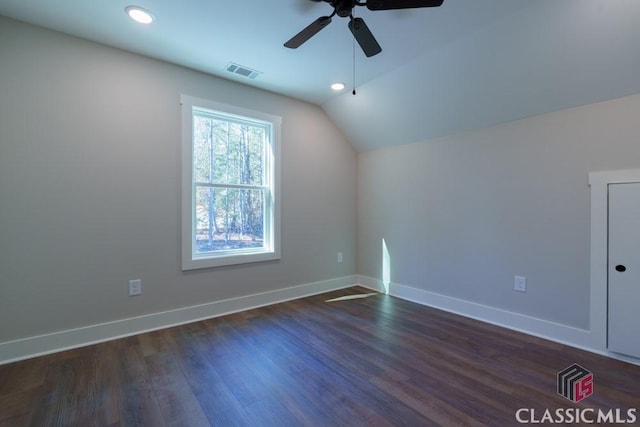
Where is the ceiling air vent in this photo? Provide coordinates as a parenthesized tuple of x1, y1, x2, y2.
(226, 63, 262, 80)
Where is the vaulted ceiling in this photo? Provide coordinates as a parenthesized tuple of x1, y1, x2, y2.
(1, 0, 639, 151)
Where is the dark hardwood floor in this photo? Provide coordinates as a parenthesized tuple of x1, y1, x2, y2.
(1, 287, 639, 426)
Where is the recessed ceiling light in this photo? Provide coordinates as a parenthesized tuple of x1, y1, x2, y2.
(331, 82, 345, 91)
(126, 6, 154, 24)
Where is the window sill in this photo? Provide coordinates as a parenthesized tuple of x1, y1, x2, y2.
(181, 249, 280, 270)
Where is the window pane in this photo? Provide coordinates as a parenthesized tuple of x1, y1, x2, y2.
(195, 186, 265, 254)
(193, 115, 213, 183)
(193, 114, 265, 186)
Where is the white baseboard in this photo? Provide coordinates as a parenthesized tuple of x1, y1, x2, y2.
(357, 275, 640, 366)
(0, 275, 358, 365)
(5, 275, 638, 367)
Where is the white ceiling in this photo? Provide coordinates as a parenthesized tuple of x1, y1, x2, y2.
(1, 0, 639, 151)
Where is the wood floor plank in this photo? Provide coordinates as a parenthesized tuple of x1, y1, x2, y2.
(225, 309, 399, 425)
(1, 287, 639, 426)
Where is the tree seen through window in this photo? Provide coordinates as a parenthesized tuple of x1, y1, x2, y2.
(193, 113, 267, 253)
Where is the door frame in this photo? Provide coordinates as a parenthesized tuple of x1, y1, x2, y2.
(589, 169, 640, 355)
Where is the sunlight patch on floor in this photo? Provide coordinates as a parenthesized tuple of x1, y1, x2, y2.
(325, 293, 379, 303)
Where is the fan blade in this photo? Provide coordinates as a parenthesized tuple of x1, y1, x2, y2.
(348, 17, 382, 58)
(284, 16, 332, 49)
(366, 0, 444, 11)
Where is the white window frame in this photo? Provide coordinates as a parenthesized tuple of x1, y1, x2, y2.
(180, 95, 281, 270)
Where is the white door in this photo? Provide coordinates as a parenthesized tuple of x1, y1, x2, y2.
(608, 182, 640, 358)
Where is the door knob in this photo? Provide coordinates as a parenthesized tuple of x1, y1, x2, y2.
(615, 265, 627, 272)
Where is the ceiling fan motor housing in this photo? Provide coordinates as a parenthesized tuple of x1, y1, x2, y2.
(334, 0, 357, 17)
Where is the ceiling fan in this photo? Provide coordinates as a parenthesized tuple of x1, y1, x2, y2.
(284, 0, 445, 57)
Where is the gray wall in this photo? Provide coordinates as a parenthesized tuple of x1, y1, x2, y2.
(358, 93, 640, 329)
(0, 17, 357, 343)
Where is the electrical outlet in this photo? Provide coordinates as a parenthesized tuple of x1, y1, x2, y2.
(337, 252, 343, 263)
(128, 279, 142, 296)
(514, 276, 527, 293)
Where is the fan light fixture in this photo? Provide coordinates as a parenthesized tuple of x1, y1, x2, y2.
(126, 6, 154, 24)
(331, 82, 345, 91)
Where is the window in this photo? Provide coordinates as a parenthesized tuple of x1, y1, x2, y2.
(181, 95, 281, 269)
